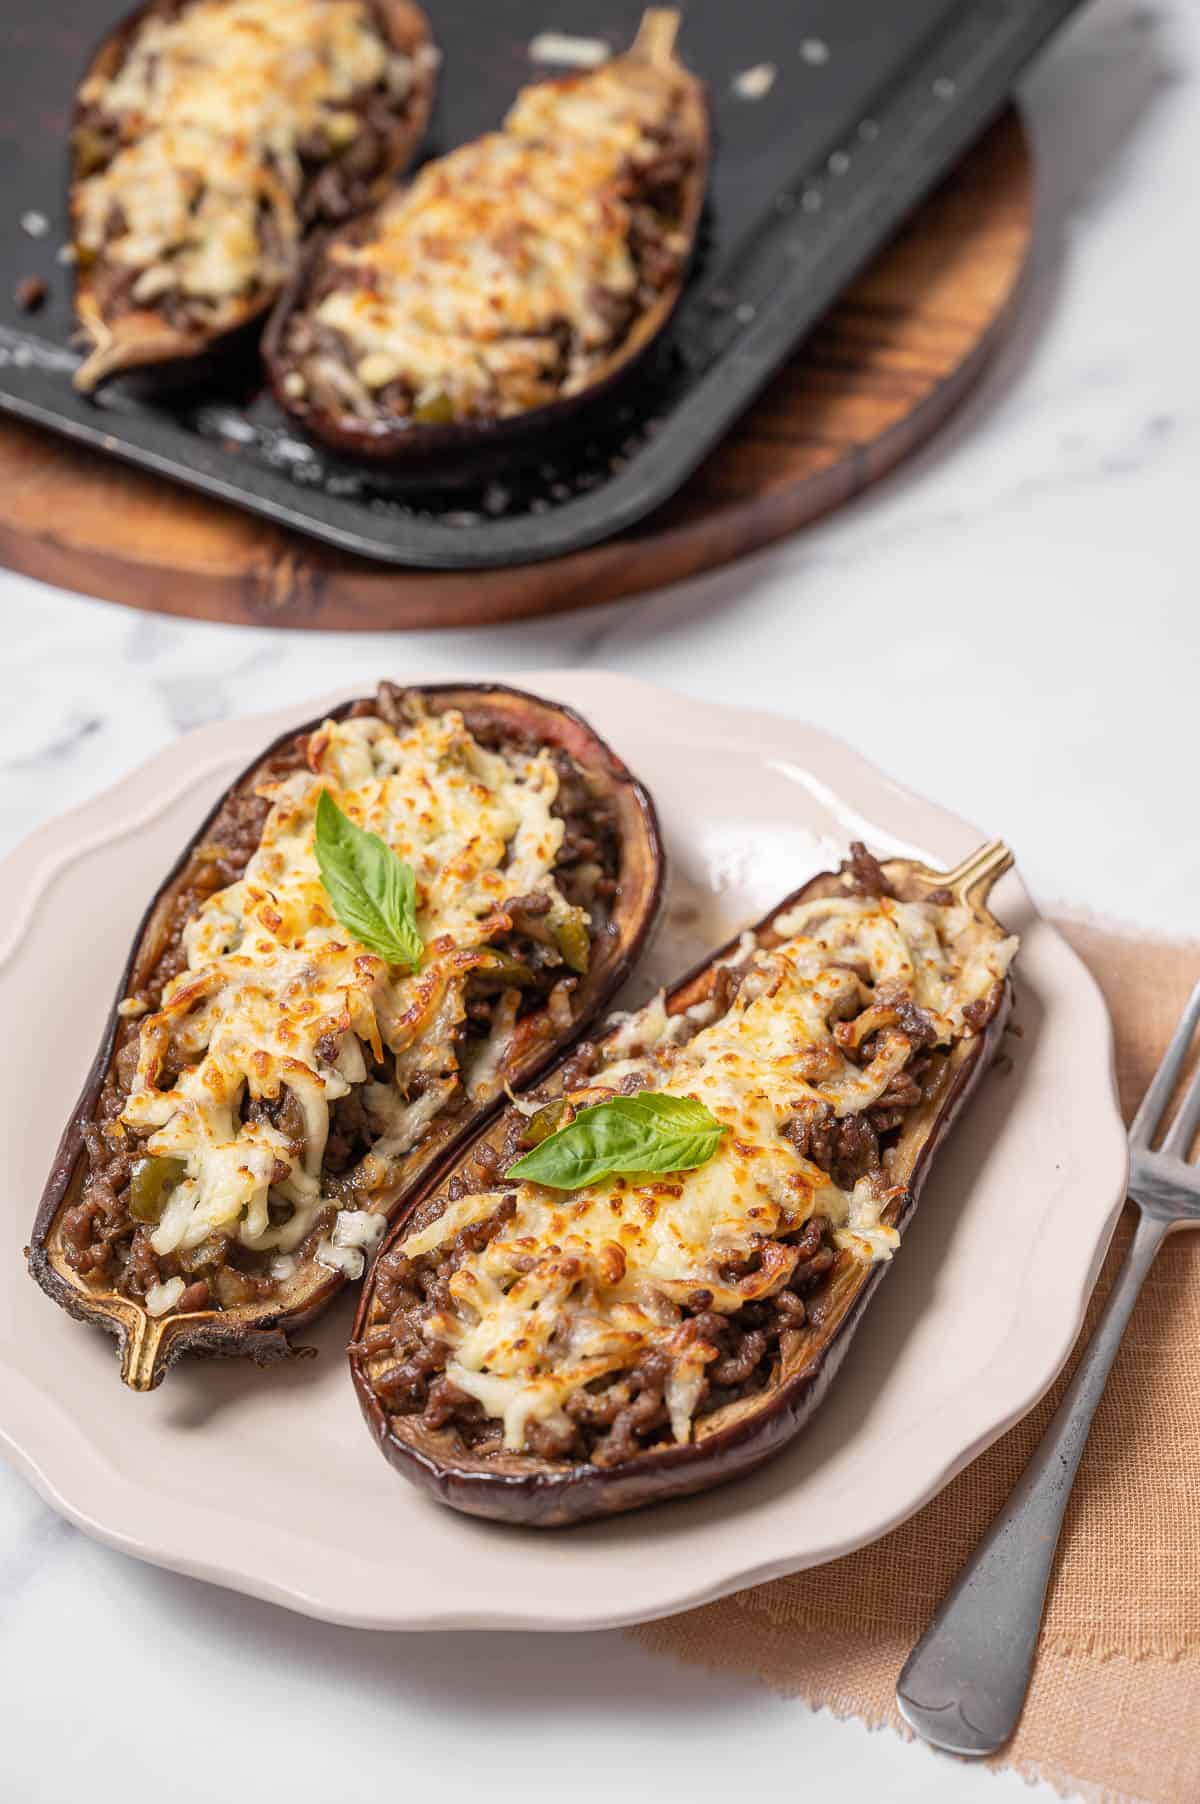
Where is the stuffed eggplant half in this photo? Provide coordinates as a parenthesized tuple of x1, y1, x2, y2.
(351, 841, 1018, 1527)
(71, 0, 438, 392)
(264, 9, 708, 459)
(29, 684, 663, 1390)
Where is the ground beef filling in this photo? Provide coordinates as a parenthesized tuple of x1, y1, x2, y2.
(276, 108, 696, 427)
(62, 684, 618, 1310)
(365, 1198, 842, 1467)
(76, 0, 426, 331)
(363, 876, 951, 1469)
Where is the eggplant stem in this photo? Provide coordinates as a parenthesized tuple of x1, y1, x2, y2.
(630, 8, 680, 66)
(119, 1309, 169, 1391)
(938, 839, 1014, 909)
(74, 329, 171, 394)
(73, 300, 209, 393)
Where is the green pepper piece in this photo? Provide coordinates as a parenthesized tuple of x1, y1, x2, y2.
(128, 1155, 187, 1224)
(520, 1099, 571, 1151)
(553, 908, 591, 975)
(474, 951, 536, 987)
(413, 392, 455, 426)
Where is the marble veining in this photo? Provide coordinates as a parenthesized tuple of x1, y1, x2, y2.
(0, 3, 1194, 1799)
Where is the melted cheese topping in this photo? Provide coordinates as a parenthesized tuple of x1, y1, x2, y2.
(117, 707, 578, 1261)
(399, 895, 1018, 1452)
(309, 57, 690, 416)
(75, 0, 420, 312)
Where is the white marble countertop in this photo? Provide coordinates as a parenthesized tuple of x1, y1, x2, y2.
(1, 2, 1194, 1798)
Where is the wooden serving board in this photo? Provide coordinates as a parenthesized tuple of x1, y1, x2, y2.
(0, 109, 1031, 633)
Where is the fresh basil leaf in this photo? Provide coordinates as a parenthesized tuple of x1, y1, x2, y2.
(314, 790, 423, 971)
(506, 1092, 728, 1190)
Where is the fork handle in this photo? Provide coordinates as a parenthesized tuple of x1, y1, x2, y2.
(895, 1205, 1168, 1756)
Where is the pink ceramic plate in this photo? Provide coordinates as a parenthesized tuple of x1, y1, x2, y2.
(0, 673, 1127, 1630)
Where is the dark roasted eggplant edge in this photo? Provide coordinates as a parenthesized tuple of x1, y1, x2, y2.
(262, 12, 710, 464)
(27, 683, 665, 1391)
(349, 843, 1015, 1528)
(71, 0, 437, 393)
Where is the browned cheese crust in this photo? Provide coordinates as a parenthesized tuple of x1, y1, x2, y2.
(71, 0, 437, 389)
(28, 683, 664, 1389)
(351, 842, 1017, 1525)
(265, 11, 709, 458)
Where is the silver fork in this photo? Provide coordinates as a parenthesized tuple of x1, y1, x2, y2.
(895, 979, 1200, 1757)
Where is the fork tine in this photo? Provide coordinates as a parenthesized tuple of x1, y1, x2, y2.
(1129, 978, 1200, 1146)
(1161, 1056, 1200, 1159)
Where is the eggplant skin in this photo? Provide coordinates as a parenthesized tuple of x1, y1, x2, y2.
(27, 685, 665, 1391)
(70, 0, 437, 393)
(262, 20, 709, 465)
(349, 856, 1014, 1528)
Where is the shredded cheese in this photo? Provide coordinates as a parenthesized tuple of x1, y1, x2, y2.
(117, 706, 579, 1262)
(145, 1276, 186, 1317)
(310, 53, 692, 416)
(732, 63, 777, 99)
(75, 0, 421, 315)
(397, 895, 1017, 1452)
(528, 32, 611, 69)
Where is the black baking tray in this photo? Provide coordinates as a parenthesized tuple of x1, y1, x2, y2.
(0, 0, 1085, 570)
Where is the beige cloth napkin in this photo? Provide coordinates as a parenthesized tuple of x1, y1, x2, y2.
(633, 924, 1200, 1804)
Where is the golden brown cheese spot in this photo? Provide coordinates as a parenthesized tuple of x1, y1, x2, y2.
(312, 56, 689, 415)
(399, 894, 1017, 1452)
(77, 0, 424, 314)
(116, 707, 580, 1262)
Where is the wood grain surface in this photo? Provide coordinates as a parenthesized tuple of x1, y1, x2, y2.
(0, 108, 1032, 633)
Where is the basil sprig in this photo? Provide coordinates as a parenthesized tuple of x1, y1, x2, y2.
(314, 790, 423, 971)
(507, 1093, 728, 1190)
